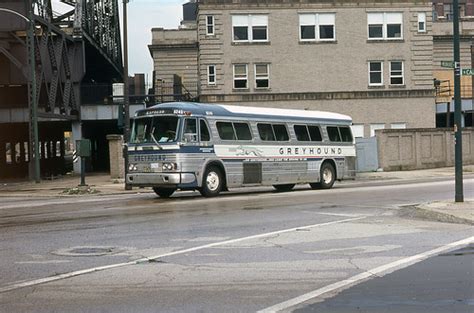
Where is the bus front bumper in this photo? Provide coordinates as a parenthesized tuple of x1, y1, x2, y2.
(126, 172, 196, 186)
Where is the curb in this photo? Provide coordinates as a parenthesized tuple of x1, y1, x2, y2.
(398, 204, 474, 226)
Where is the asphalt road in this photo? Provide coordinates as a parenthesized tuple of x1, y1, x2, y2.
(0, 178, 473, 313)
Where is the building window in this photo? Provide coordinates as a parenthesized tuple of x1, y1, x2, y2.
(255, 64, 269, 89)
(390, 123, 406, 129)
(368, 61, 383, 86)
(233, 64, 248, 89)
(207, 65, 216, 85)
(368, 12, 403, 40)
(232, 15, 268, 42)
(390, 61, 404, 85)
(299, 13, 335, 41)
(418, 13, 426, 32)
(370, 123, 385, 137)
(350, 125, 365, 138)
(206, 15, 215, 35)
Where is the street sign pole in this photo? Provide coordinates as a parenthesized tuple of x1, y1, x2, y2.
(123, 0, 131, 190)
(453, 0, 464, 202)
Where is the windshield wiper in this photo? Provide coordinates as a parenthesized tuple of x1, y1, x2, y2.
(150, 130, 163, 150)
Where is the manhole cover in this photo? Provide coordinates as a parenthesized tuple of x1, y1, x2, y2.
(52, 246, 123, 257)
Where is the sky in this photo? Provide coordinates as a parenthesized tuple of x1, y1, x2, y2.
(52, 0, 187, 84)
(119, 0, 187, 83)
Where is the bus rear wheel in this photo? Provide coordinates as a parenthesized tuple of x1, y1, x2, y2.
(273, 184, 295, 192)
(153, 187, 175, 198)
(200, 166, 223, 197)
(310, 162, 336, 189)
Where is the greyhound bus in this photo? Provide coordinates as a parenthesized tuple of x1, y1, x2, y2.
(126, 102, 355, 198)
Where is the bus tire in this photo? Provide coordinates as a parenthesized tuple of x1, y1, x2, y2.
(311, 162, 336, 189)
(200, 166, 223, 197)
(153, 187, 175, 198)
(273, 184, 295, 192)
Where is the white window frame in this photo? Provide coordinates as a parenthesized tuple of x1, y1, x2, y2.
(367, 12, 403, 40)
(370, 124, 385, 137)
(233, 64, 248, 89)
(368, 61, 384, 86)
(206, 15, 215, 36)
(350, 124, 365, 138)
(390, 123, 407, 129)
(207, 65, 216, 85)
(232, 14, 268, 43)
(254, 64, 270, 89)
(299, 13, 336, 42)
(417, 12, 426, 32)
(389, 61, 404, 85)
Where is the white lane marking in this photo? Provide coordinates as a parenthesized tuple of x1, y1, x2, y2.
(258, 235, 474, 313)
(0, 216, 366, 294)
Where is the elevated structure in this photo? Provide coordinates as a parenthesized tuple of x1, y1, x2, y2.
(0, 0, 123, 179)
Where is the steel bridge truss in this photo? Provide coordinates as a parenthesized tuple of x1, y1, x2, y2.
(1, 0, 122, 120)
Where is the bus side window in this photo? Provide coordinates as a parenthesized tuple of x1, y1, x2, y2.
(257, 123, 275, 141)
(308, 126, 322, 141)
(294, 125, 310, 141)
(200, 120, 211, 142)
(339, 126, 353, 142)
(273, 124, 289, 141)
(327, 126, 341, 142)
(183, 118, 198, 142)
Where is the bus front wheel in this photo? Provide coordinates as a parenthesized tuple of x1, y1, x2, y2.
(153, 187, 175, 198)
(310, 162, 336, 189)
(200, 166, 223, 197)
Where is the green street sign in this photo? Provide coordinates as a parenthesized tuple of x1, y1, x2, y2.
(462, 68, 474, 75)
(441, 61, 455, 68)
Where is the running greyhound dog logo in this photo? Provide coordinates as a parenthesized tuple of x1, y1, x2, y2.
(234, 145, 264, 157)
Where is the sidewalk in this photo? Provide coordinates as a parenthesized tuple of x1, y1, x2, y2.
(0, 166, 472, 224)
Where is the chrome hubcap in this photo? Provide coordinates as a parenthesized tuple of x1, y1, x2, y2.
(206, 171, 220, 191)
(322, 168, 333, 184)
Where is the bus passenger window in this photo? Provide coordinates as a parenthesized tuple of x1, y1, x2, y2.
(200, 120, 211, 141)
(327, 126, 341, 142)
(217, 122, 236, 140)
(308, 126, 322, 141)
(273, 124, 289, 141)
(294, 125, 310, 141)
(183, 119, 198, 142)
(258, 124, 275, 141)
(339, 126, 353, 142)
(234, 123, 252, 140)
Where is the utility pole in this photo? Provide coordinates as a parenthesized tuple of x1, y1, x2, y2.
(453, 0, 464, 202)
(123, 0, 131, 190)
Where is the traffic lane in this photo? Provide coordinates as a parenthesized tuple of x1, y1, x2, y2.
(2, 178, 471, 227)
(293, 245, 474, 313)
(0, 218, 472, 313)
(0, 180, 471, 289)
(0, 202, 367, 287)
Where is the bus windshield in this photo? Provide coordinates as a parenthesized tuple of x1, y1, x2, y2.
(130, 116, 179, 144)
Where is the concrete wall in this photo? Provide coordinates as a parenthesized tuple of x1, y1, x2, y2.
(377, 127, 474, 171)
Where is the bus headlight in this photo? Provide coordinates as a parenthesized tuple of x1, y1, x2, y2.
(162, 162, 177, 171)
(128, 163, 137, 171)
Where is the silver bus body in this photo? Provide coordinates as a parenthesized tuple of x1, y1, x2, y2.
(126, 102, 356, 197)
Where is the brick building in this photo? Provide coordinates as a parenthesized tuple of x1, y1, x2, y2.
(151, 0, 437, 138)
